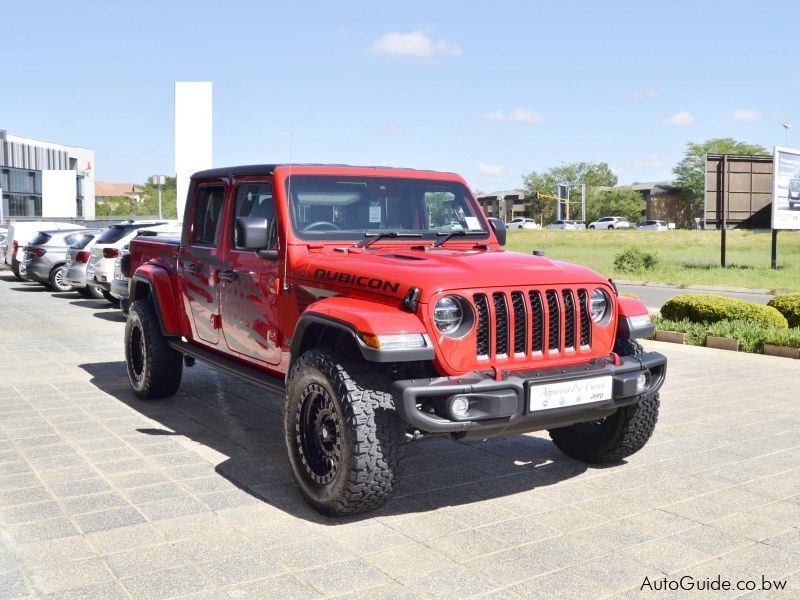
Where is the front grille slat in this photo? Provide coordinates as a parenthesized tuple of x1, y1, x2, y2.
(545, 290, 560, 353)
(578, 289, 591, 347)
(492, 292, 509, 357)
(511, 292, 526, 355)
(562, 289, 577, 351)
(474, 294, 490, 359)
(529, 291, 544, 354)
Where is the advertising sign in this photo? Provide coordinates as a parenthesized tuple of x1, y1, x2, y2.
(772, 146, 800, 230)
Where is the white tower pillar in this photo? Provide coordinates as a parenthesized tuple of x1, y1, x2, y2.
(175, 82, 212, 221)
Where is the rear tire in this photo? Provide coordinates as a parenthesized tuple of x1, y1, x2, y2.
(78, 285, 105, 299)
(548, 340, 659, 463)
(124, 299, 183, 399)
(102, 289, 120, 306)
(285, 348, 405, 516)
(49, 266, 74, 292)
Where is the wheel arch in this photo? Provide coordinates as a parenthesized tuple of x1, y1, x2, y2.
(129, 267, 182, 337)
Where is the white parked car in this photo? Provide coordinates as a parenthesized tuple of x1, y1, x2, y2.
(637, 220, 668, 231)
(87, 220, 171, 303)
(546, 220, 579, 230)
(506, 217, 540, 230)
(588, 216, 631, 230)
(4, 221, 85, 279)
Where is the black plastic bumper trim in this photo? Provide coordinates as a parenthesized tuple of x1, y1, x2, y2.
(390, 352, 666, 435)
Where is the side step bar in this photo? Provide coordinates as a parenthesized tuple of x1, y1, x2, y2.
(168, 339, 285, 395)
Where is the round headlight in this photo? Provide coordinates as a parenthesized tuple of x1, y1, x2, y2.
(590, 289, 610, 323)
(434, 296, 463, 334)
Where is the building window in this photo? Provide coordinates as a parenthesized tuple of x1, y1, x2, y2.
(76, 175, 84, 218)
(4, 194, 42, 217)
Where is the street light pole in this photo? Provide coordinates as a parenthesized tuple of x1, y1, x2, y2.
(151, 175, 166, 220)
(783, 123, 792, 146)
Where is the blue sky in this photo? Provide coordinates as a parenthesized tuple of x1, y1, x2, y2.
(4, 0, 798, 191)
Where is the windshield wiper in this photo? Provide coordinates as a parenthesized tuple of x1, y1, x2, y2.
(355, 231, 423, 248)
(432, 230, 485, 248)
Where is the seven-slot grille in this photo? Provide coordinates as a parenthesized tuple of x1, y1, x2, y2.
(472, 288, 593, 361)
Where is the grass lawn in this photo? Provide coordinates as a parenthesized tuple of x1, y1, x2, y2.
(505, 229, 800, 292)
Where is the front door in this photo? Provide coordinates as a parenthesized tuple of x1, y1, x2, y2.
(219, 180, 281, 365)
(182, 183, 226, 345)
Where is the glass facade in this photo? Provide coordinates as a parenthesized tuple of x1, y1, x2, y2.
(1, 167, 43, 217)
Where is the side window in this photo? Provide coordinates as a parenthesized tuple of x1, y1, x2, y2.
(192, 185, 226, 246)
(232, 183, 275, 250)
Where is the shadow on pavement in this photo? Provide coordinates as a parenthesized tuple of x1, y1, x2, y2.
(92, 311, 127, 323)
(10, 285, 45, 292)
(70, 299, 117, 310)
(80, 360, 590, 523)
(52, 292, 83, 300)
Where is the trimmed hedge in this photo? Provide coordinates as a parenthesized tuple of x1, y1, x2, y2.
(651, 315, 800, 353)
(767, 294, 800, 328)
(660, 294, 788, 329)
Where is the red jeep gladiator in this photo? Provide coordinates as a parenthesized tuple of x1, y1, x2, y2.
(124, 164, 666, 516)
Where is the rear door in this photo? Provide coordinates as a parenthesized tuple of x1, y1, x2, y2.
(219, 179, 281, 364)
(181, 182, 227, 345)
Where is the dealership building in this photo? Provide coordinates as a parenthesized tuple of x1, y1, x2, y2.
(0, 130, 95, 222)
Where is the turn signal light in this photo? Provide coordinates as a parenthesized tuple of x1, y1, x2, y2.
(103, 248, 119, 259)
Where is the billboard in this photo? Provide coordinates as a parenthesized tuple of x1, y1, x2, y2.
(772, 146, 800, 230)
(705, 154, 773, 228)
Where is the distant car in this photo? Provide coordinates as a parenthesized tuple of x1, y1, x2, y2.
(637, 220, 668, 231)
(64, 232, 105, 299)
(19, 229, 92, 291)
(788, 174, 800, 209)
(546, 220, 579, 230)
(588, 216, 631, 230)
(87, 220, 171, 304)
(4, 222, 85, 279)
(506, 217, 540, 230)
(108, 224, 183, 310)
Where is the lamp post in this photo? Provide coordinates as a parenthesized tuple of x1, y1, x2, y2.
(150, 175, 166, 220)
(783, 123, 792, 146)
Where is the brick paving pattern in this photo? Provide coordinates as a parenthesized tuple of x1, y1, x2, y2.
(0, 271, 799, 598)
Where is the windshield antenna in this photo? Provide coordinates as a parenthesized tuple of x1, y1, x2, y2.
(282, 132, 293, 292)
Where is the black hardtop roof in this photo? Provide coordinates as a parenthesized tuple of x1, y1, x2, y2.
(191, 164, 455, 179)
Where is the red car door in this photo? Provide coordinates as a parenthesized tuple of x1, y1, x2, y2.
(218, 178, 282, 365)
(181, 182, 227, 345)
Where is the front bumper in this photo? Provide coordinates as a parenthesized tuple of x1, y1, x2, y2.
(391, 352, 666, 439)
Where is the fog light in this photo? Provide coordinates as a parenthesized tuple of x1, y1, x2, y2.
(636, 372, 649, 393)
(450, 396, 470, 418)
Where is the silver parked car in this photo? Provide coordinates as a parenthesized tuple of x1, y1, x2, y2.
(546, 220, 579, 230)
(19, 229, 94, 292)
(64, 232, 105, 299)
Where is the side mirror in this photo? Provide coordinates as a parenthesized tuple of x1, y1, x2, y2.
(488, 218, 506, 246)
(235, 217, 278, 258)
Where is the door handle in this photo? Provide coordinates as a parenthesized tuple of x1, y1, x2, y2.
(185, 263, 201, 273)
(218, 270, 238, 282)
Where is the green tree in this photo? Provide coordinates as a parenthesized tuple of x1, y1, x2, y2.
(522, 162, 618, 223)
(585, 187, 643, 225)
(673, 138, 769, 217)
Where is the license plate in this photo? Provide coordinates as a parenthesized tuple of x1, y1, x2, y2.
(529, 376, 613, 412)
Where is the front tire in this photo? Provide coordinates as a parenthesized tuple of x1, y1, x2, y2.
(285, 349, 405, 516)
(78, 285, 105, 299)
(548, 340, 659, 463)
(124, 299, 183, 399)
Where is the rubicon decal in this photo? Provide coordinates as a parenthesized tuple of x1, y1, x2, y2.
(313, 269, 400, 293)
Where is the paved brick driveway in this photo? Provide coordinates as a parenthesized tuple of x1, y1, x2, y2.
(1, 270, 799, 599)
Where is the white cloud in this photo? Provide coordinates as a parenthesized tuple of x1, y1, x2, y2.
(369, 31, 461, 59)
(632, 154, 666, 169)
(478, 162, 506, 176)
(725, 108, 762, 122)
(483, 108, 544, 124)
(664, 111, 695, 126)
(628, 88, 659, 101)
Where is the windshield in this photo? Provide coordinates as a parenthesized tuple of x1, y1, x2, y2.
(286, 176, 489, 241)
